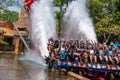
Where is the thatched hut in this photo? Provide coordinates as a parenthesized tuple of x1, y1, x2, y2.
(13, 6, 31, 54)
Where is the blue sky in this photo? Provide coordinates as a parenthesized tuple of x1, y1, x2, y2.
(7, 0, 24, 13)
(6, 0, 60, 13)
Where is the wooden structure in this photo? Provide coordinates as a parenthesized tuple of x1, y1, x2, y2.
(0, 6, 31, 54)
(68, 71, 90, 80)
(0, 21, 14, 37)
(0, 21, 15, 54)
(56, 60, 120, 80)
(13, 6, 31, 54)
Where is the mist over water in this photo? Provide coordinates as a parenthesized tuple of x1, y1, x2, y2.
(63, 0, 97, 41)
(30, 0, 56, 57)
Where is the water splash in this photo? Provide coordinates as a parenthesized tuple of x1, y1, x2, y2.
(30, 0, 56, 57)
(19, 49, 47, 66)
(19, 0, 56, 66)
(63, 0, 97, 41)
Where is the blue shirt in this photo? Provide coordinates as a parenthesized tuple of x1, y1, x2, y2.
(80, 47, 84, 50)
(108, 50, 113, 56)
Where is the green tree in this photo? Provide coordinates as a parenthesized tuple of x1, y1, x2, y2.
(89, 0, 120, 42)
(0, 10, 18, 22)
(0, 0, 22, 22)
(53, 0, 69, 13)
(53, 0, 71, 37)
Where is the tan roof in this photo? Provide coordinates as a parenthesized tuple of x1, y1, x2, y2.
(14, 6, 30, 30)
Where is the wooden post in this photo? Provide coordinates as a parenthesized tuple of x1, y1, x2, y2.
(13, 23, 31, 53)
(68, 71, 90, 80)
(14, 38, 20, 54)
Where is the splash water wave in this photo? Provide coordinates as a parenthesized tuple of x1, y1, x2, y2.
(19, 0, 97, 66)
(63, 0, 97, 41)
(19, 0, 56, 66)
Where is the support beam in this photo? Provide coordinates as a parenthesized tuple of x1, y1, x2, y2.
(14, 38, 20, 54)
(13, 23, 31, 54)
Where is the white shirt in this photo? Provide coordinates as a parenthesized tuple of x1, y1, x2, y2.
(90, 49, 94, 55)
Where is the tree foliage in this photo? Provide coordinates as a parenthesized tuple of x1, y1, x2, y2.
(0, 0, 20, 22)
(53, 0, 120, 41)
(53, 0, 70, 37)
(89, 0, 120, 42)
(53, 0, 68, 13)
(0, 10, 18, 22)
(1, 0, 119, 42)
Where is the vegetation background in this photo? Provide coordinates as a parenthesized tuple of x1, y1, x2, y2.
(0, 0, 120, 42)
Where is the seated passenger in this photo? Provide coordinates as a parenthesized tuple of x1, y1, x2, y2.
(108, 46, 114, 64)
(77, 42, 86, 63)
(69, 41, 76, 52)
(47, 37, 54, 46)
(98, 44, 105, 63)
(113, 50, 120, 64)
(59, 43, 67, 60)
(77, 42, 86, 52)
(89, 45, 97, 63)
(53, 40, 60, 55)
(104, 45, 109, 64)
(83, 52, 88, 63)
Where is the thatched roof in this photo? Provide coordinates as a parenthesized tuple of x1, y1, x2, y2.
(14, 6, 30, 30)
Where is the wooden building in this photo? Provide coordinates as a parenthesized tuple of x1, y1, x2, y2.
(0, 6, 31, 54)
(0, 21, 15, 53)
(13, 6, 31, 54)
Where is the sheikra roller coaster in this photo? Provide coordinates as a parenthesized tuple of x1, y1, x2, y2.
(22, 0, 120, 79)
(52, 60, 120, 80)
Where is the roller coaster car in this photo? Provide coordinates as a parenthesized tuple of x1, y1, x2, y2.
(57, 60, 120, 71)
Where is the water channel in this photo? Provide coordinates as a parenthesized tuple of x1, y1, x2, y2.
(0, 54, 76, 80)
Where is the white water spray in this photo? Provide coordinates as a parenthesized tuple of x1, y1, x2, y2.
(19, 0, 56, 65)
(63, 0, 97, 41)
(30, 0, 56, 57)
